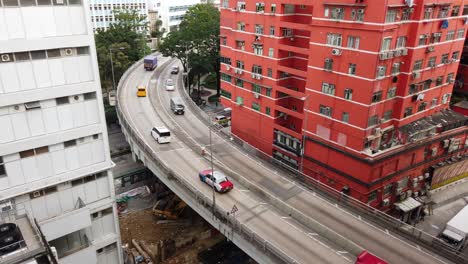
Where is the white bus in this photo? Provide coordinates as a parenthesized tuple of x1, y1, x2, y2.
(151, 126, 171, 144)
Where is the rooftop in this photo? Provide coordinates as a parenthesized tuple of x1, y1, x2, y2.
(452, 100, 468, 110)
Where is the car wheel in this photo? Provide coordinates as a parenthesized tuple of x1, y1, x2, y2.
(199, 175, 203, 181)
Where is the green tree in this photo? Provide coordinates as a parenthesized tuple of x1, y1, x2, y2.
(151, 19, 165, 38)
(95, 9, 150, 93)
(158, 3, 220, 95)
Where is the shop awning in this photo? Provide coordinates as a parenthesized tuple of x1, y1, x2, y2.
(394, 197, 422, 213)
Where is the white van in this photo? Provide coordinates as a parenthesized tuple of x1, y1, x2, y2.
(170, 97, 185, 115)
(151, 126, 171, 144)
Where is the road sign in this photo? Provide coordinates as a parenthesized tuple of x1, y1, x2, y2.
(231, 205, 238, 214)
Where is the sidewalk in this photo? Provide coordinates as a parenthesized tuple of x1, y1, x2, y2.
(190, 74, 224, 113)
(429, 178, 468, 208)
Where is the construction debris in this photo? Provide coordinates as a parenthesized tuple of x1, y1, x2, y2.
(132, 239, 153, 264)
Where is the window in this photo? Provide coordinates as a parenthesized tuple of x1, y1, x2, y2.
(385, 9, 397, 23)
(237, 1, 245, 10)
(220, 56, 231, 65)
(253, 45, 263, 55)
(342, 112, 349, 123)
(387, 87, 396, 99)
(266, 87, 272, 96)
(236, 41, 245, 50)
(452, 5, 460, 16)
(418, 34, 428, 46)
(371, 91, 383, 103)
(221, 73, 232, 82)
(15, 52, 30, 61)
(31, 51, 46, 60)
(64, 140, 76, 148)
(236, 60, 244, 69)
(368, 191, 377, 202)
(268, 48, 274, 57)
(447, 72, 454, 83)
(351, 9, 365, 22)
(282, 28, 293, 37)
(383, 110, 393, 121)
(457, 29, 465, 39)
(77, 47, 89, 55)
(376, 66, 386, 78)
(3, 0, 19, 6)
(413, 60, 423, 71)
(254, 24, 264, 34)
(368, 115, 379, 127)
(430, 32, 442, 44)
(391, 63, 400, 75)
(436, 76, 443, 86)
(404, 107, 413, 117)
(344, 89, 353, 100)
(326, 33, 342, 47)
(0, 157, 6, 178)
(347, 36, 360, 49)
(220, 89, 231, 99)
(431, 97, 438, 107)
(442, 93, 451, 104)
(255, 2, 265, 12)
(235, 79, 244, 87)
(464, 5, 468, 15)
(266, 107, 271, 115)
(319, 105, 332, 117)
(330, 7, 344, 20)
(49, 230, 89, 258)
(438, 6, 450, 18)
(348, 63, 356, 75)
(322, 83, 335, 95)
(324, 58, 333, 71)
(237, 22, 245, 31)
(56, 96, 69, 105)
(396, 36, 406, 49)
(221, 0, 228, 8)
(423, 7, 433, 19)
(418, 102, 427, 112)
(401, 8, 411, 20)
(446, 30, 455, 41)
(252, 64, 262, 74)
(252, 84, 261, 93)
(452, 51, 460, 60)
(409, 84, 418, 94)
(270, 4, 276, 13)
(381, 38, 392, 51)
(267, 68, 272, 78)
(252, 102, 260, 111)
(441, 53, 449, 64)
(427, 56, 436, 68)
(269, 26, 275, 35)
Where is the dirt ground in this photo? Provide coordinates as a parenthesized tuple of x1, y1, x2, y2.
(119, 208, 224, 264)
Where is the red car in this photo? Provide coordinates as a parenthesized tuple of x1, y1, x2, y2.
(355, 251, 388, 264)
(198, 169, 234, 193)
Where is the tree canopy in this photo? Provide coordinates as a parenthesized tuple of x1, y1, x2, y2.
(158, 3, 220, 95)
(95, 9, 150, 92)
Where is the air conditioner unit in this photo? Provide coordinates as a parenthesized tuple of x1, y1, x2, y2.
(442, 139, 450, 148)
(374, 127, 381, 135)
(251, 73, 256, 78)
(417, 93, 425, 101)
(254, 93, 260, 99)
(381, 198, 390, 207)
(0, 201, 12, 212)
(32, 191, 42, 198)
(387, 51, 394, 59)
(402, 48, 408, 56)
(426, 46, 435, 53)
(357, 9, 365, 14)
(448, 78, 454, 83)
(395, 187, 403, 195)
(431, 147, 438, 156)
(379, 52, 388, 60)
(411, 71, 421, 79)
(1, 54, 10, 62)
(64, 48, 73, 56)
(256, 74, 262, 80)
(225, 65, 230, 71)
(451, 58, 457, 63)
(290, 37, 295, 41)
(331, 49, 342, 56)
(394, 50, 402, 57)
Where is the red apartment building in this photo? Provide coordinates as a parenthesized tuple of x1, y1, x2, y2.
(219, 0, 468, 220)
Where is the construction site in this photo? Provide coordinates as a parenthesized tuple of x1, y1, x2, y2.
(114, 169, 255, 264)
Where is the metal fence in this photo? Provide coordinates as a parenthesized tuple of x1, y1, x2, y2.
(178, 71, 468, 264)
(116, 58, 298, 264)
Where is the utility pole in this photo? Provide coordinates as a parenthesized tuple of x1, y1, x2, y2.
(209, 116, 216, 217)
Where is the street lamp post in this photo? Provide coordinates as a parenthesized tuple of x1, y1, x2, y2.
(299, 95, 310, 174)
(109, 47, 126, 94)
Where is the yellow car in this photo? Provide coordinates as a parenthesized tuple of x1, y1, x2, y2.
(137, 86, 147, 97)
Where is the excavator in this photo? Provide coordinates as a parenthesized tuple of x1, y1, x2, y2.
(152, 195, 187, 220)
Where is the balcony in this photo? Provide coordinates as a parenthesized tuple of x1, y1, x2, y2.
(274, 110, 303, 138)
(276, 76, 306, 98)
(278, 34, 310, 55)
(0, 205, 46, 264)
(275, 97, 305, 119)
(277, 56, 308, 78)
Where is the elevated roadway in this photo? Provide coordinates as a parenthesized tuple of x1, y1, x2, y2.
(117, 56, 453, 264)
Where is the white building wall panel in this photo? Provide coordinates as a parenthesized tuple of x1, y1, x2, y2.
(32, 60, 52, 88)
(0, 64, 20, 94)
(21, 157, 40, 182)
(54, 7, 73, 36)
(48, 59, 67, 86)
(42, 107, 61, 134)
(72, 102, 87, 127)
(69, 6, 87, 35)
(0, 10, 7, 41)
(0, 115, 14, 143)
(64, 147, 80, 170)
(50, 148, 67, 174)
(27, 110, 46, 136)
(16, 62, 37, 91)
(36, 154, 54, 179)
(4, 9, 25, 39)
(41, 7, 57, 37)
(4, 159, 24, 187)
(62, 57, 81, 84)
(102, 213, 116, 234)
(78, 143, 93, 167)
(84, 100, 100, 124)
(96, 177, 110, 200)
(30, 197, 49, 222)
(22, 8, 42, 39)
(44, 192, 62, 218)
(77, 56, 93, 82)
(91, 140, 105, 163)
(84, 182, 98, 203)
(57, 104, 74, 130)
(58, 189, 75, 213)
(10, 112, 30, 139)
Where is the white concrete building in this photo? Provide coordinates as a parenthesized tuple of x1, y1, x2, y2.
(0, 0, 122, 263)
(89, 0, 148, 32)
(148, 0, 202, 36)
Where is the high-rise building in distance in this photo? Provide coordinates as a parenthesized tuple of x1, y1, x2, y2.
(89, 0, 149, 32)
(220, 0, 468, 221)
(0, 0, 122, 263)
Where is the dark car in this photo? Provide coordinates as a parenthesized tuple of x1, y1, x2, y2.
(0, 223, 22, 255)
(170, 66, 180, 74)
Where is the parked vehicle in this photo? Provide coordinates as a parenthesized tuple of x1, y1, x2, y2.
(439, 204, 468, 251)
(214, 115, 229, 127)
(198, 169, 234, 193)
(151, 126, 171, 144)
(136, 86, 146, 97)
(165, 79, 175, 91)
(143, 55, 158, 71)
(170, 97, 185, 115)
(170, 66, 180, 74)
(355, 250, 388, 264)
(0, 223, 22, 256)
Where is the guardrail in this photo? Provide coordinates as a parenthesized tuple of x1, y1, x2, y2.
(179, 72, 468, 264)
(116, 58, 298, 264)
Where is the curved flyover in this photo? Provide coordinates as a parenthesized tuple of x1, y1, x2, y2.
(117, 56, 451, 264)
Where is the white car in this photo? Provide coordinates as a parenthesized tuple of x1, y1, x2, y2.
(165, 79, 175, 91)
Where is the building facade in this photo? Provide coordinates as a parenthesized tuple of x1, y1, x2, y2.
(220, 0, 468, 218)
(148, 0, 203, 35)
(89, 0, 148, 32)
(0, 0, 122, 263)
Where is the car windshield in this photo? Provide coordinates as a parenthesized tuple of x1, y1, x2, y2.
(166, 80, 174, 85)
(138, 88, 145, 91)
(159, 131, 170, 137)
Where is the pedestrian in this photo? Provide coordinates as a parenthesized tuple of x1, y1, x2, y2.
(420, 209, 426, 222)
